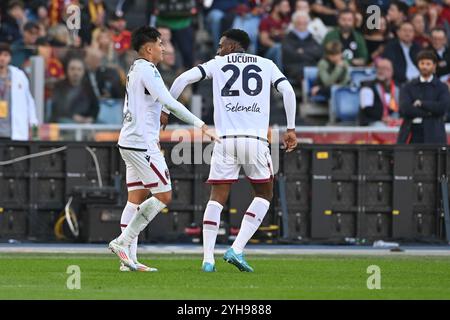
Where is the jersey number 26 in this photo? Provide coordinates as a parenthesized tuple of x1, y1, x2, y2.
(221, 64, 262, 97)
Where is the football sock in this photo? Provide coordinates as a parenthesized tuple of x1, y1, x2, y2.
(202, 201, 223, 264)
(232, 197, 270, 255)
(120, 201, 139, 262)
(117, 196, 166, 246)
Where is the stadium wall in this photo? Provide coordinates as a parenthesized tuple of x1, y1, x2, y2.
(0, 142, 448, 244)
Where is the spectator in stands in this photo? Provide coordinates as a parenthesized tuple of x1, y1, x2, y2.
(159, 43, 191, 106)
(0, 43, 38, 141)
(294, 0, 328, 44)
(311, 40, 350, 100)
(11, 21, 39, 70)
(230, 3, 264, 55)
(411, 13, 431, 49)
(323, 9, 368, 67)
(108, 12, 131, 55)
(382, 21, 421, 85)
(386, 1, 409, 38)
(159, 42, 177, 85)
(359, 58, 401, 127)
(430, 27, 450, 79)
(155, 0, 197, 69)
(408, 0, 438, 33)
(91, 27, 120, 67)
(50, 56, 99, 123)
(27, 1, 50, 30)
(48, 0, 68, 27)
(47, 23, 79, 48)
(438, 0, 450, 27)
(0, 0, 25, 43)
(310, 0, 348, 26)
(281, 11, 323, 87)
(205, 0, 246, 50)
(397, 50, 450, 144)
(84, 47, 124, 100)
(80, 0, 107, 44)
(258, 0, 291, 69)
(8, 0, 27, 33)
(363, 15, 389, 63)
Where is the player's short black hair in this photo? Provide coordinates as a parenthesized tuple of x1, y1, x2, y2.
(222, 29, 250, 51)
(131, 26, 161, 52)
(416, 50, 438, 64)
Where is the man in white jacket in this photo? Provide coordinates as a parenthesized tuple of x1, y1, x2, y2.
(0, 43, 38, 141)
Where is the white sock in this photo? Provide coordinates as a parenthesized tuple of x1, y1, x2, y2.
(202, 201, 223, 264)
(120, 201, 139, 262)
(117, 196, 166, 246)
(232, 197, 270, 254)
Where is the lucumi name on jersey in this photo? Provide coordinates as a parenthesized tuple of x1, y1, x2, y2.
(198, 53, 287, 139)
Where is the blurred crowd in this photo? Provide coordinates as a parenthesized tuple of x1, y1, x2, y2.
(1, 0, 450, 127)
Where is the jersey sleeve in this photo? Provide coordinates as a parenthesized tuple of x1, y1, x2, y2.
(141, 64, 204, 128)
(270, 61, 288, 92)
(197, 57, 217, 80)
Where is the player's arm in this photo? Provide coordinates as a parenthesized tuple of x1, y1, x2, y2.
(272, 64, 297, 152)
(277, 80, 296, 130)
(170, 67, 205, 100)
(277, 80, 298, 153)
(163, 64, 212, 117)
(143, 68, 219, 141)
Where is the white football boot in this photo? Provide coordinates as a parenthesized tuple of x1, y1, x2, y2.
(120, 261, 158, 272)
(108, 238, 137, 271)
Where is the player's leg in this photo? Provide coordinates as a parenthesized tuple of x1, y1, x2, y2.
(121, 163, 151, 266)
(231, 181, 273, 254)
(202, 139, 238, 272)
(111, 149, 171, 270)
(118, 188, 149, 271)
(201, 184, 231, 271)
(110, 149, 146, 270)
(224, 139, 273, 272)
(116, 150, 172, 246)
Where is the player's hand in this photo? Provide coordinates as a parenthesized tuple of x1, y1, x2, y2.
(201, 124, 221, 143)
(160, 111, 169, 130)
(283, 129, 297, 153)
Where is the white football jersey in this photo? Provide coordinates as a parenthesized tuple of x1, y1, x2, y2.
(198, 53, 287, 139)
(118, 58, 164, 151)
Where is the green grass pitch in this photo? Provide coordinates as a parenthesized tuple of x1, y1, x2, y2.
(1, 253, 450, 299)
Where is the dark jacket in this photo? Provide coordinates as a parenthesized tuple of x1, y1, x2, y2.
(382, 39, 421, 85)
(359, 80, 400, 126)
(433, 47, 450, 78)
(50, 79, 99, 123)
(397, 76, 450, 144)
(281, 31, 323, 81)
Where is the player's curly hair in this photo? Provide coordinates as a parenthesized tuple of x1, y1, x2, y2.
(131, 26, 161, 52)
(222, 29, 250, 51)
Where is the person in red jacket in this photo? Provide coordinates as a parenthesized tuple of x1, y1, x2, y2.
(109, 12, 131, 55)
(438, 0, 450, 27)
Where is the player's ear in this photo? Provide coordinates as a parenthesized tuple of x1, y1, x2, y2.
(143, 42, 152, 55)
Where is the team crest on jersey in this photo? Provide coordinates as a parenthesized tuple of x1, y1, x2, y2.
(154, 70, 161, 78)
